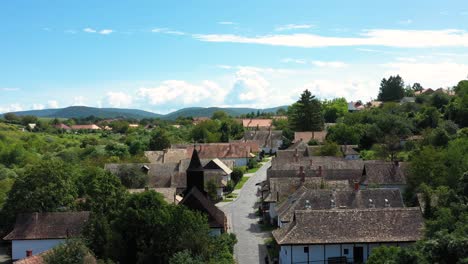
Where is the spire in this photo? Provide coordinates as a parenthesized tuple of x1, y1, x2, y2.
(188, 148, 203, 171)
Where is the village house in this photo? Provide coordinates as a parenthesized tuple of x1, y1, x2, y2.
(53, 123, 71, 131)
(3, 212, 90, 261)
(192, 116, 210, 125)
(70, 124, 101, 130)
(360, 161, 408, 193)
(241, 118, 273, 130)
(172, 143, 256, 167)
(293, 131, 327, 144)
(241, 130, 284, 153)
(273, 207, 424, 264)
(275, 186, 404, 227)
(341, 145, 361, 160)
(179, 149, 227, 235)
(105, 157, 234, 199)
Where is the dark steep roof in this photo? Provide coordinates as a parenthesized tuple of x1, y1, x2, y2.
(276, 188, 404, 223)
(4, 212, 90, 240)
(361, 162, 408, 185)
(273, 207, 424, 245)
(188, 149, 204, 171)
(180, 187, 226, 229)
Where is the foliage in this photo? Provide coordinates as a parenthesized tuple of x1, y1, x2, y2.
(149, 128, 171, 150)
(326, 123, 362, 145)
(231, 167, 244, 184)
(377, 75, 405, 101)
(288, 90, 324, 131)
(115, 165, 148, 188)
(1, 159, 78, 229)
(322, 98, 348, 123)
(247, 158, 258, 169)
(316, 141, 341, 156)
(44, 239, 96, 264)
(206, 179, 219, 201)
(169, 250, 204, 264)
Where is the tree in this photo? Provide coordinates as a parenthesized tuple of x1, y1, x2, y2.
(44, 239, 96, 264)
(206, 179, 219, 202)
(1, 159, 77, 229)
(149, 128, 171, 150)
(3, 113, 19, 122)
(317, 141, 340, 156)
(377, 75, 405, 102)
(412, 82, 423, 92)
(116, 165, 148, 188)
(322, 98, 348, 123)
(212, 111, 228, 120)
(169, 250, 204, 264)
(288, 90, 324, 131)
(231, 167, 244, 184)
(326, 123, 362, 145)
(219, 122, 230, 142)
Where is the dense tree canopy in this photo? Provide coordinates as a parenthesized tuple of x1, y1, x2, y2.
(378, 75, 405, 102)
(288, 89, 324, 131)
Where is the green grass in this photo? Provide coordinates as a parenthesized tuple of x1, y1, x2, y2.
(246, 166, 260, 174)
(234, 176, 250, 190)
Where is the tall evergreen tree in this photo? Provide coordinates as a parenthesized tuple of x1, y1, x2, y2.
(288, 89, 324, 131)
(377, 75, 405, 102)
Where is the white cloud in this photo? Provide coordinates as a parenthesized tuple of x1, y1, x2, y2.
(83, 28, 97, 33)
(231, 68, 270, 102)
(47, 100, 59, 108)
(99, 29, 113, 35)
(137, 80, 227, 106)
(383, 61, 468, 88)
(32, 104, 45, 110)
(193, 29, 468, 48)
(218, 21, 236, 25)
(0, 104, 22, 113)
(281, 58, 307, 64)
(106, 92, 133, 108)
(151, 28, 185, 35)
(275, 24, 314, 31)
(73, 96, 87, 106)
(312, 61, 348, 68)
(1, 87, 19, 91)
(398, 19, 413, 25)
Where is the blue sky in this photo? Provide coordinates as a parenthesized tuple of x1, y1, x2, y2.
(1, 0, 468, 114)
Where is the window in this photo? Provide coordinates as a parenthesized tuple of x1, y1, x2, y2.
(304, 247, 309, 253)
(344, 248, 349, 255)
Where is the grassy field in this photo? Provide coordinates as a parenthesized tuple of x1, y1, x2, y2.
(234, 176, 250, 190)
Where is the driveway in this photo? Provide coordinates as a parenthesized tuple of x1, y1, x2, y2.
(219, 160, 271, 264)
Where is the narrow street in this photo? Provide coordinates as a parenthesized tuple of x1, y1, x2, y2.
(219, 160, 271, 264)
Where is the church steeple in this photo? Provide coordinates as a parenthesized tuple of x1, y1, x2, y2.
(185, 148, 206, 196)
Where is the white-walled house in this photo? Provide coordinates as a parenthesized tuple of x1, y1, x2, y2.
(3, 211, 90, 261)
(272, 208, 424, 264)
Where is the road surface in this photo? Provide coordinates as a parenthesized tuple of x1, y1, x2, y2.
(219, 160, 271, 264)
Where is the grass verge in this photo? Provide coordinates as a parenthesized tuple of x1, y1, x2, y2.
(234, 176, 250, 190)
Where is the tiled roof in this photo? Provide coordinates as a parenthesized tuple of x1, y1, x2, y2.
(242, 119, 272, 128)
(243, 130, 283, 149)
(70, 124, 101, 130)
(176, 143, 252, 159)
(180, 187, 226, 229)
(4, 212, 90, 240)
(273, 207, 424, 245)
(14, 249, 97, 264)
(361, 162, 408, 185)
(54, 124, 71, 130)
(276, 188, 404, 223)
(293, 131, 327, 143)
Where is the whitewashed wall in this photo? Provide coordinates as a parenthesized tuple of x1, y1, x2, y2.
(12, 239, 64, 260)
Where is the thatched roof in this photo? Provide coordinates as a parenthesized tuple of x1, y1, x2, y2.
(273, 207, 424, 245)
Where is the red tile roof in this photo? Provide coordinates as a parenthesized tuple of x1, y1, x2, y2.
(242, 119, 272, 128)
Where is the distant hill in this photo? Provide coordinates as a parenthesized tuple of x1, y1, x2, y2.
(5, 106, 162, 119)
(2, 105, 289, 120)
(161, 106, 288, 120)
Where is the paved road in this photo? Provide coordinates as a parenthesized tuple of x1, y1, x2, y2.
(219, 161, 271, 264)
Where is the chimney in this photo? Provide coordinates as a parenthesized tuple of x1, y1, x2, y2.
(317, 166, 323, 177)
(354, 181, 360, 191)
(294, 148, 299, 162)
(299, 166, 305, 183)
(368, 199, 375, 208)
(385, 198, 390, 208)
(26, 250, 33, 257)
(394, 160, 400, 167)
(309, 159, 313, 169)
